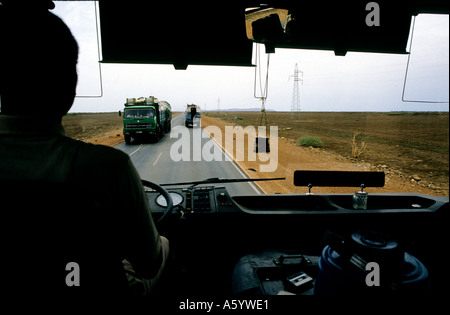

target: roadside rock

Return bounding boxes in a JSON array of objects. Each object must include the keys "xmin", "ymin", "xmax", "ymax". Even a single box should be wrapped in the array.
[{"xmin": 411, "ymin": 174, "xmax": 421, "ymax": 182}]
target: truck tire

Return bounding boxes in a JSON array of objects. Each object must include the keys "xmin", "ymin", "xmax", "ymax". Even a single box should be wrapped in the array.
[
  {"xmin": 124, "ymin": 134, "xmax": 131, "ymax": 144},
  {"xmin": 153, "ymin": 126, "xmax": 161, "ymax": 142}
]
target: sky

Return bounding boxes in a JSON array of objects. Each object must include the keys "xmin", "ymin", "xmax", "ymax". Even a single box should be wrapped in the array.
[{"xmin": 53, "ymin": 2, "xmax": 449, "ymax": 113}]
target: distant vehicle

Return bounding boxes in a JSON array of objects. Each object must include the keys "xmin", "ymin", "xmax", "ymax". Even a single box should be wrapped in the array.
[
  {"xmin": 185, "ymin": 104, "xmax": 201, "ymax": 127},
  {"xmin": 121, "ymin": 96, "xmax": 172, "ymax": 144}
]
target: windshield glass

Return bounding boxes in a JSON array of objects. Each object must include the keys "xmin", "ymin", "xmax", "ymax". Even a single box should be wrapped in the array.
[
  {"xmin": 124, "ymin": 109, "xmax": 155, "ymax": 119},
  {"xmin": 52, "ymin": 2, "xmax": 448, "ymax": 198}
]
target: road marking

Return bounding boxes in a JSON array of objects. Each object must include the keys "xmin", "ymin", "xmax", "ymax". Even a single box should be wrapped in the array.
[
  {"xmin": 129, "ymin": 144, "xmax": 142, "ymax": 157},
  {"xmin": 153, "ymin": 152, "xmax": 162, "ymax": 166},
  {"xmin": 221, "ymin": 144, "xmax": 262, "ymax": 195},
  {"xmin": 204, "ymin": 128, "xmax": 262, "ymax": 195}
]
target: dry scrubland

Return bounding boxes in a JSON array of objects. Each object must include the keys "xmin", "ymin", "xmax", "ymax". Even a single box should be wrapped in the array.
[
  {"xmin": 62, "ymin": 111, "xmax": 449, "ymax": 196},
  {"xmin": 203, "ymin": 111, "xmax": 449, "ymax": 196},
  {"xmin": 63, "ymin": 112, "xmax": 124, "ymax": 147}
]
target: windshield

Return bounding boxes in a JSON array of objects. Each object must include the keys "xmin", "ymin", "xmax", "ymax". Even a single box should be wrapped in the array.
[
  {"xmin": 53, "ymin": 2, "xmax": 448, "ymax": 198},
  {"xmin": 124, "ymin": 109, "xmax": 155, "ymax": 119}
]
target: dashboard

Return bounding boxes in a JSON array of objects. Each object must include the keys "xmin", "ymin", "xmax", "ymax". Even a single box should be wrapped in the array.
[
  {"xmin": 146, "ymin": 186, "xmax": 448, "ymax": 217},
  {"xmin": 145, "ymin": 185, "xmax": 449, "ymax": 296},
  {"xmin": 147, "ymin": 186, "xmax": 236, "ymax": 216}
]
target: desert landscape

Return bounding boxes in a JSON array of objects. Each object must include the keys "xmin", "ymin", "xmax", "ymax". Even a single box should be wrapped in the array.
[
  {"xmin": 62, "ymin": 112, "xmax": 123, "ymax": 146},
  {"xmin": 62, "ymin": 111, "xmax": 449, "ymax": 197}
]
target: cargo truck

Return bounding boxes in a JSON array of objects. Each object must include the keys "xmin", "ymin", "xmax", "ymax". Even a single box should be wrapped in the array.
[
  {"xmin": 121, "ymin": 96, "xmax": 172, "ymax": 144},
  {"xmin": 185, "ymin": 104, "xmax": 201, "ymax": 127}
]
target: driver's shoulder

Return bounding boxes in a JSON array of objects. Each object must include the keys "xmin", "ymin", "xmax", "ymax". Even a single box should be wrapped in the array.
[{"xmin": 63, "ymin": 136, "xmax": 131, "ymax": 170}]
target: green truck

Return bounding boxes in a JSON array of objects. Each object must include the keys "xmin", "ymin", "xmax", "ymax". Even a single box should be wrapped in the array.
[{"xmin": 121, "ymin": 96, "xmax": 172, "ymax": 144}]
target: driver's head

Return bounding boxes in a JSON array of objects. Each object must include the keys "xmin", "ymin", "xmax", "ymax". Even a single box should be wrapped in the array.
[{"xmin": 0, "ymin": 2, "xmax": 79, "ymax": 122}]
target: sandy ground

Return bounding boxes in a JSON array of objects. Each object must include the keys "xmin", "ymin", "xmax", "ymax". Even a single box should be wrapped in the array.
[
  {"xmin": 82, "ymin": 128, "xmax": 124, "ymax": 147},
  {"xmin": 200, "ymin": 115, "xmax": 445, "ymax": 196}
]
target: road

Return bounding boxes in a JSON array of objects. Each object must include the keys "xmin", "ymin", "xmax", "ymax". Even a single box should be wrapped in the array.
[{"xmin": 115, "ymin": 114, "xmax": 262, "ymax": 196}]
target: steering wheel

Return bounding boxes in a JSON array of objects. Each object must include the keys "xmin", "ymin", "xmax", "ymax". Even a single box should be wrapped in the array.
[{"xmin": 141, "ymin": 179, "xmax": 173, "ymax": 224}]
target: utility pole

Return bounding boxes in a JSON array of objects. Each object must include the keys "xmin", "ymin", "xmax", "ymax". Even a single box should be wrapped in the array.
[
  {"xmin": 290, "ymin": 63, "xmax": 303, "ymax": 119},
  {"xmin": 217, "ymin": 97, "xmax": 220, "ymax": 112}
]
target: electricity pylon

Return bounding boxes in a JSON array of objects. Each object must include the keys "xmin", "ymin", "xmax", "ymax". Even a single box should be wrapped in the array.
[{"xmin": 290, "ymin": 63, "xmax": 303, "ymax": 119}]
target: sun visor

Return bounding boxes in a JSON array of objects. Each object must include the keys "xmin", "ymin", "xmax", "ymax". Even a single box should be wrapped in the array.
[
  {"xmin": 97, "ymin": 1, "xmax": 448, "ymax": 67},
  {"xmin": 98, "ymin": 2, "xmax": 253, "ymax": 69}
]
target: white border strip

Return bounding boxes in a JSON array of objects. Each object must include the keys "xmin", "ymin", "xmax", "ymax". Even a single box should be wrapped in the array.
[
  {"xmin": 153, "ymin": 152, "xmax": 162, "ymax": 166},
  {"xmin": 129, "ymin": 144, "xmax": 142, "ymax": 157}
]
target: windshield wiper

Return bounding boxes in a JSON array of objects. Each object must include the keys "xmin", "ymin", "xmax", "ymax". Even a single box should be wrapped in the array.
[{"xmin": 160, "ymin": 177, "xmax": 285, "ymax": 188}]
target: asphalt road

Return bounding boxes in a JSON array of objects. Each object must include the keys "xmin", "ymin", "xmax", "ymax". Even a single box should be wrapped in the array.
[{"xmin": 115, "ymin": 114, "xmax": 262, "ymax": 196}]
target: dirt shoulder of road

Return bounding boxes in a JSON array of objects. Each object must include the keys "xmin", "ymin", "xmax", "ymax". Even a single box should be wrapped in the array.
[
  {"xmin": 82, "ymin": 128, "xmax": 124, "ymax": 147},
  {"xmin": 201, "ymin": 115, "xmax": 446, "ymax": 196}
]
